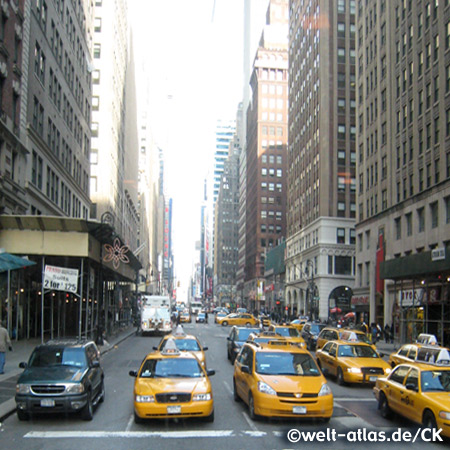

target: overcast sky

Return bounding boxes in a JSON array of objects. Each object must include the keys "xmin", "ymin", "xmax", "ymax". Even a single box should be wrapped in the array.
[{"xmin": 128, "ymin": 0, "xmax": 244, "ymax": 292}]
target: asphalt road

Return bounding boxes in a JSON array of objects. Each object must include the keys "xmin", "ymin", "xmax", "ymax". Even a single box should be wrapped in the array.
[{"xmin": 0, "ymin": 321, "xmax": 446, "ymax": 449}]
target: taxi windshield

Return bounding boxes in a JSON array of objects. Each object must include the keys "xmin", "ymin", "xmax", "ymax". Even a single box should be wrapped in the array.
[
  {"xmin": 421, "ymin": 370, "xmax": 450, "ymax": 392},
  {"xmin": 338, "ymin": 345, "xmax": 378, "ymax": 358},
  {"xmin": 139, "ymin": 358, "xmax": 203, "ymax": 378},
  {"xmin": 160, "ymin": 338, "xmax": 200, "ymax": 351},
  {"xmin": 255, "ymin": 352, "xmax": 320, "ymax": 376},
  {"xmin": 275, "ymin": 328, "xmax": 300, "ymax": 337}
]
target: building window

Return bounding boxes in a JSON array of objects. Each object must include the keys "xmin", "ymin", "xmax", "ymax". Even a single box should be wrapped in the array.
[
  {"xmin": 350, "ymin": 229, "xmax": 356, "ymax": 245},
  {"xmin": 417, "ymin": 207, "xmax": 425, "ymax": 232},
  {"xmin": 337, "ymin": 228, "xmax": 345, "ymax": 244},
  {"xmin": 445, "ymin": 196, "xmax": 450, "ymax": 224},
  {"xmin": 395, "ymin": 217, "xmax": 401, "ymax": 240},
  {"xmin": 430, "ymin": 202, "xmax": 438, "ymax": 228},
  {"xmin": 406, "ymin": 213, "xmax": 412, "ymax": 236},
  {"xmin": 335, "ymin": 256, "xmax": 352, "ymax": 275}
]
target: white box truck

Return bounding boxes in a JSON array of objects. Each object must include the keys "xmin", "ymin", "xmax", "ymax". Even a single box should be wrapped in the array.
[{"xmin": 138, "ymin": 295, "xmax": 172, "ymax": 336}]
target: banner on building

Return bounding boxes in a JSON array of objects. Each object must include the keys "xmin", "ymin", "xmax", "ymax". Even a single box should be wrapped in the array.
[{"xmin": 44, "ymin": 265, "xmax": 79, "ymax": 293}]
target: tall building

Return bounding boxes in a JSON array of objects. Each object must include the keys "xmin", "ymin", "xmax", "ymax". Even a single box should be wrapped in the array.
[
  {"xmin": 21, "ymin": 0, "xmax": 92, "ymax": 218},
  {"xmin": 244, "ymin": 0, "xmax": 289, "ymax": 312},
  {"xmin": 286, "ymin": 0, "xmax": 357, "ymax": 320},
  {"xmin": 355, "ymin": 1, "xmax": 450, "ymax": 345},
  {"xmin": 214, "ymin": 119, "xmax": 241, "ymax": 307},
  {"xmin": 89, "ymin": 0, "xmax": 139, "ymax": 250},
  {"xmin": 0, "ymin": 0, "xmax": 27, "ymax": 215},
  {"xmin": 212, "ymin": 119, "xmax": 236, "ymax": 204}
]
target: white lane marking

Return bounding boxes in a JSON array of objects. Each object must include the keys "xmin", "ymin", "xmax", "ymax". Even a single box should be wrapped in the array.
[
  {"xmin": 125, "ymin": 414, "xmax": 134, "ymax": 432},
  {"xmin": 242, "ymin": 431, "xmax": 266, "ymax": 437},
  {"xmin": 242, "ymin": 411, "xmax": 259, "ymax": 432},
  {"xmin": 223, "ymin": 380, "xmax": 233, "ymax": 395},
  {"xmin": 25, "ymin": 430, "xmax": 235, "ymax": 439}
]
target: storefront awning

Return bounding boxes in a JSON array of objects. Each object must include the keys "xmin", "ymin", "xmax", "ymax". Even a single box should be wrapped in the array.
[{"xmin": 0, "ymin": 252, "xmax": 36, "ymax": 273}]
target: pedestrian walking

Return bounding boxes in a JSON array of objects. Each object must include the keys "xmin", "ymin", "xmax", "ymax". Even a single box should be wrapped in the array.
[
  {"xmin": 390, "ymin": 323, "xmax": 395, "ymax": 343},
  {"xmin": 0, "ymin": 321, "xmax": 12, "ymax": 374},
  {"xmin": 384, "ymin": 324, "xmax": 390, "ymax": 343}
]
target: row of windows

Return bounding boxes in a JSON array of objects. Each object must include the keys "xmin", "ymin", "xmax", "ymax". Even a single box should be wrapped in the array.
[
  {"xmin": 261, "ymin": 182, "xmax": 282, "ymax": 192},
  {"xmin": 261, "ymin": 210, "xmax": 283, "ymax": 221},
  {"xmin": 261, "ymin": 167, "xmax": 282, "ymax": 177},
  {"xmin": 394, "ymin": 197, "xmax": 450, "ymax": 240}
]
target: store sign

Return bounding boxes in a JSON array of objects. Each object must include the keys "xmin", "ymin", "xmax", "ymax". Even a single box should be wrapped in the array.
[
  {"xmin": 431, "ymin": 247, "xmax": 446, "ymax": 261},
  {"xmin": 398, "ymin": 288, "xmax": 425, "ymax": 307},
  {"xmin": 351, "ymin": 296, "xmax": 369, "ymax": 306},
  {"xmin": 44, "ymin": 265, "xmax": 79, "ymax": 293}
]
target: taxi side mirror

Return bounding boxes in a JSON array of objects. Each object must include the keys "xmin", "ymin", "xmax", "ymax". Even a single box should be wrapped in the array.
[
  {"xmin": 405, "ymin": 383, "xmax": 418, "ymax": 392},
  {"xmin": 378, "ymin": 352, "xmax": 385, "ymax": 357},
  {"xmin": 129, "ymin": 370, "xmax": 138, "ymax": 377},
  {"xmin": 227, "ymin": 337, "xmax": 231, "ymax": 340},
  {"xmin": 203, "ymin": 346, "xmax": 208, "ymax": 351},
  {"xmin": 19, "ymin": 362, "xmax": 27, "ymax": 369},
  {"xmin": 206, "ymin": 369, "xmax": 215, "ymax": 376},
  {"xmin": 153, "ymin": 346, "xmax": 158, "ymax": 350},
  {"xmin": 241, "ymin": 365, "xmax": 251, "ymax": 374}
]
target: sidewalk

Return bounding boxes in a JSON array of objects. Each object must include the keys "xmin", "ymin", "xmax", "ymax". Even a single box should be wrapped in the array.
[{"xmin": 0, "ymin": 325, "xmax": 136, "ymax": 422}]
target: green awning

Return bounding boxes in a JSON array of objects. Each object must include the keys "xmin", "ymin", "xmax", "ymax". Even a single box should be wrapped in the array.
[{"xmin": 0, "ymin": 252, "xmax": 36, "ymax": 273}]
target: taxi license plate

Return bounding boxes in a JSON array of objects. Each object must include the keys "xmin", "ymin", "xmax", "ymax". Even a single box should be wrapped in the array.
[
  {"xmin": 293, "ymin": 406, "xmax": 306, "ymax": 414},
  {"xmin": 167, "ymin": 405, "xmax": 181, "ymax": 414},
  {"xmin": 369, "ymin": 376, "xmax": 377, "ymax": 382},
  {"xmin": 40, "ymin": 399, "xmax": 55, "ymax": 407}
]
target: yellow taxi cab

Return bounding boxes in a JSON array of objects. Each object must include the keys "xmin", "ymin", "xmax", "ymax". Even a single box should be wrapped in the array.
[
  {"xmin": 129, "ymin": 338, "xmax": 215, "ymax": 423},
  {"xmin": 154, "ymin": 326, "xmax": 208, "ymax": 368},
  {"xmin": 290, "ymin": 318, "xmax": 308, "ymax": 332},
  {"xmin": 217, "ymin": 313, "xmax": 259, "ymax": 327},
  {"xmin": 315, "ymin": 327, "xmax": 341, "ymax": 350},
  {"xmin": 233, "ymin": 340, "xmax": 333, "ymax": 421},
  {"xmin": 315, "ymin": 334, "xmax": 391, "ymax": 386},
  {"xmin": 388, "ymin": 334, "xmax": 448, "ymax": 368},
  {"xmin": 373, "ymin": 350, "xmax": 450, "ymax": 438},
  {"xmin": 267, "ymin": 325, "xmax": 306, "ymax": 348},
  {"xmin": 179, "ymin": 310, "xmax": 191, "ymax": 323}
]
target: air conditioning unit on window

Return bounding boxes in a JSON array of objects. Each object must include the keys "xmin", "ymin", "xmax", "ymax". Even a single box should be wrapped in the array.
[
  {"xmin": 15, "ymin": 23, "xmax": 22, "ymax": 39},
  {"xmin": 0, "ymin": 62, "xmax": 7, "ymax": 78},
  {"xmin": 12, "ymin": 80, "xmax": 20, "ymax": 94},
  {"xmin": 1, "ymin": 0, "xmax": 9, "ymax": 17}
]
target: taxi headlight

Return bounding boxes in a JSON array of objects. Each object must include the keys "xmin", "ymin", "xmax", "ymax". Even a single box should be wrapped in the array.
[
  {"xmin": 66, "ymin": 383, "xmax": 85, "ymax": 394},
  {"xmin": 16, "ymin": 384, "xmax": 31, "ymax": 394},
  {"xmin": 439, "ymin": 411, "xmax": 450, "ymax": 420},
  {"xmin": 193, "ymin": 393, "xmax": 211, "ymax": 401},
  {"xmin": 318, "ymin": 383, "xmax": 332, "ymax": 397},
  {"xmin": 347, "ymin": 367, "xmax": 362, "ymax": 374},
  {"xmin": 135, "ymin": 395, "xmax": 155, "ymax": 403},
  {"xmin": 385, "ymin": 368, "xmax": 392, "ymax": 374},
  {"xmin": 258, "ymin": 381, "xmax": 276, "ymax": 396}
]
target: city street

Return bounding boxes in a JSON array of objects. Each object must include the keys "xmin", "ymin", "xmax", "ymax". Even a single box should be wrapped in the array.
[{"xmin": 0, "ymin": 322, "xmax": 445, "ymax": 450}]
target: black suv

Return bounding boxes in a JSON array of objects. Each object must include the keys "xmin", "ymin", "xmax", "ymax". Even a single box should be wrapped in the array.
[
  {"xmin": 227, "ymin": 326, "xmax": 260, "ymax": 363},
  {"xmin": 15, "ymin": 340, "xmax": 105, "ymax": 421}
]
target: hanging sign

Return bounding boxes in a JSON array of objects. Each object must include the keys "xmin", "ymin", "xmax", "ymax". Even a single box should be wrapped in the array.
[{"xmin": 44, "ymin": 265, "xmax": 79, "ymax": 293}]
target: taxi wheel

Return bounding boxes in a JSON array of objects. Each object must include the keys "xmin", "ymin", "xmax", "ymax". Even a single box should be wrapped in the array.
[
  {"xmin": 337, "ymin": 367, "xmax": 346, "ymax": 386},
  {"xmin": 423, "ymin": 410, "xmax": 437, "ymax": 430},
  {"xmin": 378, "ymin": 392, "xmax": 392, "ymax": 419},
  {"xmin": 222, "ymin": 321, "xmax": 228, "ymax": 326},
  {"xmin": 248, "ymin": 393, "xmax": 260, "ymax": 421},
  {"xmin": 233, "ymin": 379, "xmax": 241, "ymax": 402}
]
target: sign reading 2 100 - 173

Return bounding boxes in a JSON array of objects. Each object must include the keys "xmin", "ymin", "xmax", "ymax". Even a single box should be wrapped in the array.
[{"xmin": 44, "ymin": 265, "xmax": 79, "ymax": 293}]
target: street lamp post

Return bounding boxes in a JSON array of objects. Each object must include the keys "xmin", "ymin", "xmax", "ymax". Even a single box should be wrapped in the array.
[{"xmin": 304, "ymin": 260, "xmax": 319, "ymax": 321}]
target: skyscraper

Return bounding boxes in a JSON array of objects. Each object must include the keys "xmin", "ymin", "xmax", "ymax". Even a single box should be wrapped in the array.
[{"xmin": 286, "ymin": 0, "xmax": 357, "ymax": 319}]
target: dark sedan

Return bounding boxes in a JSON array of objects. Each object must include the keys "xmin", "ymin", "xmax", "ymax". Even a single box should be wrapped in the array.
[
  {"xmin": 226, "ymin": 326, "xmax": 260, "ymax": 363},
  {"xmin": 301, "ymin": 322, "xmax": 327, "ymax": 350}
]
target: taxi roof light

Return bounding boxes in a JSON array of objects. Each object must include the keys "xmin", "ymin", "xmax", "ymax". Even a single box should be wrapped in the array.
[
  {"xmin": 161, "ymin": 338, "xmax": 181, "ymax": 355},
  {"xmin": 416, "ymin": 333, "xmax": 438, "ymax": 345},
  {"xmin": 342, "ymin": 332, "xmax": 359, "ymax": 343},
  {"xmin": 174, "ymin": 325, "xmax": 186, "ymax": 337}
]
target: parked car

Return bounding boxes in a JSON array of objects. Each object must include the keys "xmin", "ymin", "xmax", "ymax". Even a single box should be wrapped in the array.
[
  {"xmin": 301, "ymin": 322, "xmax": 327, "ymax": 350},
  {"xmin": 15, "ymin": 340, "xmax": 105, "ymax": 421}
]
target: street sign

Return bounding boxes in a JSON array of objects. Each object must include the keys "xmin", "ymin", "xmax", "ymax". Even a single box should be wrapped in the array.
[{"xmin": 44, "ymin": 265, "xmax": 79, "ymax": 293}]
